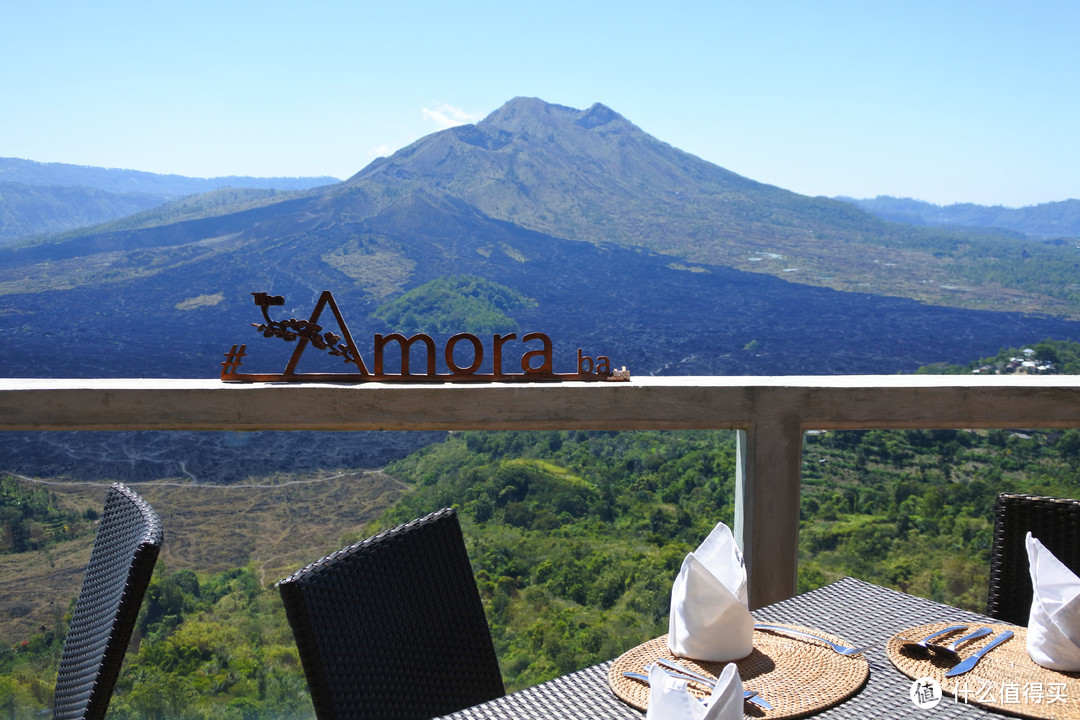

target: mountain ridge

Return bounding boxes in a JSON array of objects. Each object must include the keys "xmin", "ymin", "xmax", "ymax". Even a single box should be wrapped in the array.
[
  {"xmin": 0, "ymin": 181, "xmax": 167, "ymax": 244},
  {"xmin": 0, "ymin": 156, "xmax": 340, "ymax": 196},
  {"xmin": 842, "ymin": 195, "xmax": 1080, "ymax": 239},
  {"xmin": 0, "ymin": 157, "xmax": 341, "ymax": 245}
]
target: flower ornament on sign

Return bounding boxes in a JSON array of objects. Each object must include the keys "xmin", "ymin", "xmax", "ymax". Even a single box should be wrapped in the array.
[{"xmin": 220, "ymin": 291, "xmax": 629, "ymax": 383}]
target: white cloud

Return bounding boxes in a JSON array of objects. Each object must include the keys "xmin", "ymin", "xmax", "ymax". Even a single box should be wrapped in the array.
[
  {"xmin": 422, "ymin": 103, "xmax": 482, "ymax": 130},
  {"xmin": 368, "ymin": 144, "xmax": 395, "ymax": 158}
]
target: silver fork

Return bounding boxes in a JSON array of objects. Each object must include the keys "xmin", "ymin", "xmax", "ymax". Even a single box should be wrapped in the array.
[
  {"xmin": 896, "ymin": 624, "xmax": 968, "ymax": 658},
  {"xmin": 927, "ymin": 627, "xmax": 993, "ymax": 663},
  {"xmin": 755, "ymin": 623, "xmax": 870, "ymax": 656}
]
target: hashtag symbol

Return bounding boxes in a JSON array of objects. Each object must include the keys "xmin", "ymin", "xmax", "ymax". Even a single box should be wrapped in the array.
[{"xmin": 221, "ymin": 344, "xmax": 247, "ymax": 375}]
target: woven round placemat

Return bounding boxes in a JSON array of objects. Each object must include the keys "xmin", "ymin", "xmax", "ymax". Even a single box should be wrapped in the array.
[
  {"xmin": 608, "ymin": 625, "xmax": 869, "ymax": 718},
  {"xmin": 887, "ymin": 622, "xmax": 1080, "ymax": 720}
]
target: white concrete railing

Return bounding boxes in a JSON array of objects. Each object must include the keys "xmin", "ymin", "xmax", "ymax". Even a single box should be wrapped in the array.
[{"xmin": 4, "ymin": 375, "xmax": 1080, "ymax": 608}]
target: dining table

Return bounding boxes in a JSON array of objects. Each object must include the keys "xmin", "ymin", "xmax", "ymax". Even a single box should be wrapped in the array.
[{"xmin": 436, "ymin": 576, "xmax": 1055, "ymax": 719}]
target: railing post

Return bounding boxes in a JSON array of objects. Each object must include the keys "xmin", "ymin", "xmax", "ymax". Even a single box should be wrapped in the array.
[{"xmin": 735, "ymin": 412, "xmax": 804, "ymax": 609}]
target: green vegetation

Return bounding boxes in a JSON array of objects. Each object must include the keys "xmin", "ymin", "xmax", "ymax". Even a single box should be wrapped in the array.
[
  {"xmin": 949, "ymin": 241, "xmax": 1080, "ymax": 310},
  {"xmin": 375, "ymin": 430, "xmax": 736, "ymax": 690},
  {"xmin": 109, "ymin": 566, "xmax": 308, "ymax": 720},
  {"xmin": 0, "ymin": 477, "xmax": 96, "ymax": 553},
  {"xmin": 5, "ymin": 425, "xmax": 1080, "ymax": 718},
  {"xmin": 0, "ymin": 564, "xmax": 307, "ymax": 720},
  {"xmin": 799, "ymin": 427, "xmax": 1080, "ymax": 609},
  {"xmin": 1, "ymin": 431, "xmax": 737, "ymax": 718},
  {"xmin": 372, "ymin": 275, "xmax": 536, "ymax": 335}
]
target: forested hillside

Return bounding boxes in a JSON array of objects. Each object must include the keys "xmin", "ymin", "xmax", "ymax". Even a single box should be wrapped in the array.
[
  {"xmin": 0, "ymin": 157, "xmax": 338, "ymax": 197},
  {"xmin": 0, "ymin": 183, "xmax": 165, "ymax": 245},
  {"xmin": 5, "ymin": 405, "xmax": 1080, "ymax": 718},
  {"xmin": 0, "ymin": 477, "xmax": 97, "ymax": 553}
]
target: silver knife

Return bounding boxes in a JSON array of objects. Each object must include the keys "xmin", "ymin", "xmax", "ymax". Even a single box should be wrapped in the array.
[
  {"xmin": 944, "ymin": 630, "xmax": 1014, "ymax": 677},
  {"xmin": 622, "ymin": 671, "xmax": 773, "ymax": 710}
]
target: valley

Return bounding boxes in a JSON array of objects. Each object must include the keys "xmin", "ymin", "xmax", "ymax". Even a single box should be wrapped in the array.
[
  {"xmin": 6, "ymin": 415, "xmax": 1080, "ymax": 716},
  {"xmin": 0, "ymin": 469, "xmax": 408, "ymax": 643}
]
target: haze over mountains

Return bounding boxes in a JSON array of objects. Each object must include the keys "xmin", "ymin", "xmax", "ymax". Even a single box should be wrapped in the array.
[{"xmin": 0, "ymin": 157, "xmax": 338, "ymax": 244}]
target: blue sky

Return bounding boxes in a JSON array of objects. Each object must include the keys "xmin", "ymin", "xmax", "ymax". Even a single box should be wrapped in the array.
[{"xmin": 3, "ymin": 1, "xmax": 1077, "ymax": 207}]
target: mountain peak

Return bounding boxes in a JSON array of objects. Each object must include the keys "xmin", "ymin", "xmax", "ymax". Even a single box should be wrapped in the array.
[
  {"xmin": 345, "ymin": 95, "xmax": 760, "ymax": 239},
  {"xmin": 480, "ymin": 98, "xmax": 632, "ymax": 135},
  {"xmin": 575, "ymin": 102, "xmax": 622, "ymax": 129},
  {"xmin": 349, "ymin": 98, "xmax": 644, "ymax": 186}
]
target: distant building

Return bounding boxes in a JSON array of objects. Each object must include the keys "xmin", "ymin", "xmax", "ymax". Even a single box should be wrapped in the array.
[{"xmin": 974, "ymin": 351, "xmax": 1057, "ymax": 375}]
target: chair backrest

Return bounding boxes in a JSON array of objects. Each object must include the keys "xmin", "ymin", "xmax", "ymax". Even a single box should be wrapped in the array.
[
  {"xmin": 278, "ymin": 507, "xmax": 504, "ymax": 720},
  {"xmin": 987, "ymin": 493, "xmax": 1080, "ymax": 625},
  {"xmin": 54, "ymin": 483, "xmax": 163, "ymax": 720}
]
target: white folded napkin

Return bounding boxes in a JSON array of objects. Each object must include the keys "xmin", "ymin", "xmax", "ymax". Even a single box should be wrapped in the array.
[
  {"xmin": 1026, "ymin": 532, "xmax": 1080, "ymax": 670},
  {"xmin": 644, "ymin": 662, "xmax": 744, "ymax": 720},
  {"xmin": 667, "ymin": 521, "xmax": 755, "ymax": 662}
]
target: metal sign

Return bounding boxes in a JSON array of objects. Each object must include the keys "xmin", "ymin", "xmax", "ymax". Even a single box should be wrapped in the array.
[{"xmin": 221, "ymin": 291, "xmax": 629, "ymax": 383}]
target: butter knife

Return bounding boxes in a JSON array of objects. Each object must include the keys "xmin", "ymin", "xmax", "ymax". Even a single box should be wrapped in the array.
[
  {"xmin": 656, "ymin": 659, "xmax": 774, "ymax": 709},
  {"xmin": 944, "ymin": 630, "xmax": 1014, "ymax": 677},
  {"xmin": 622, "ymin": 671, "xmax": 773, "ymax": 710}
]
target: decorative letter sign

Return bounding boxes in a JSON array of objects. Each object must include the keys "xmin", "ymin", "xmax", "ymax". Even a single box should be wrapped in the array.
[{"xmin": 220, "ymin": 291, "xmax": 629, "ymax": 383}]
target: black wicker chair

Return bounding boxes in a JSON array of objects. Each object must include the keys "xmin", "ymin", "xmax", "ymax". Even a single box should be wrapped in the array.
[
  {"xmin": 987, "ymin": 493, "xmax": 1080, "ymax": 625},
  {"xmin": 54, "ymin": 483, "xmax": 163, "ymax": 720},
  {"xmin": 278, "ymin": 507, "xmax": 504, "ymax": 720}
]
